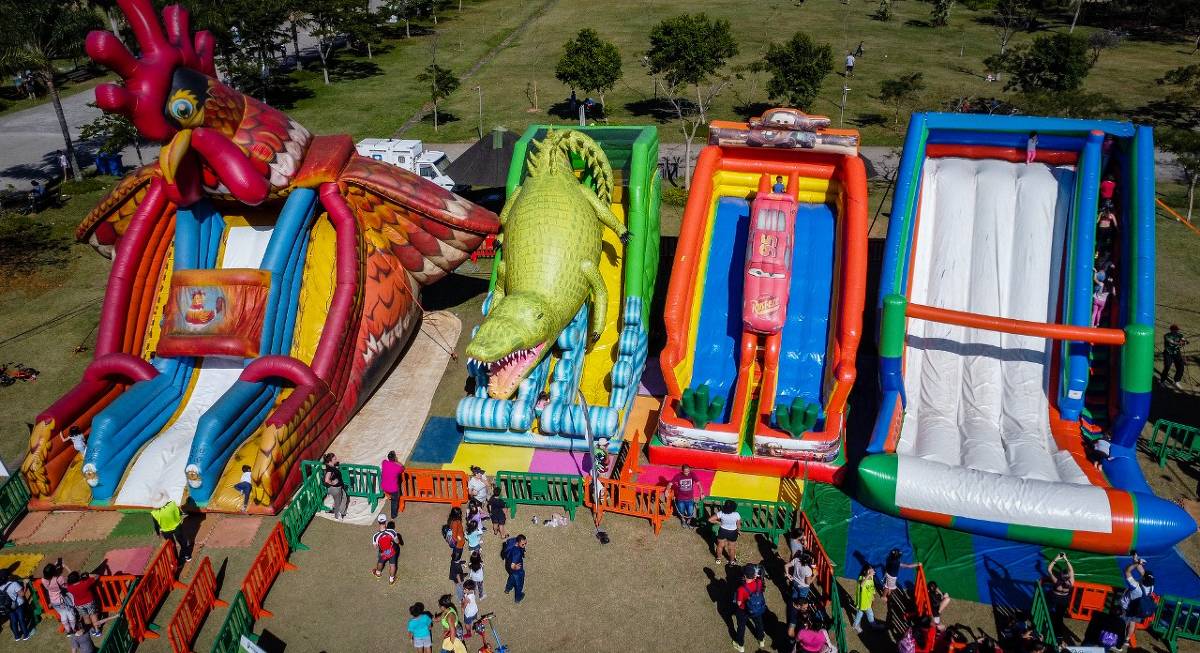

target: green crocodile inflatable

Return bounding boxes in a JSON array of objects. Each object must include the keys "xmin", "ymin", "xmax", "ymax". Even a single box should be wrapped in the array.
[{"xmin": 465, "ymin": 129, "xmax": 629, "ymax": 399}]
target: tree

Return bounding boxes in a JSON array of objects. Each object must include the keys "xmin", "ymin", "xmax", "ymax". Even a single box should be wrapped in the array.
[
  {"xmin": 931, "ymin": 0, "xmax": 955, "ymax": 27},
  {"xmin": 646, "ymin": 13, "xmax": 738, "ymax": 188},
  {"xmin": 880, "ymin": 72, "xmax": 926, "ymax": 124},
  {"xmin": 382, "ymin": 0, "xmax": 431, "ymax": 38},
  {"xmin": 554, "ymin": 28, "xmax": 622, "ymax": 110},
  {"xmin": 345, "ymin": 4, "xmax": 386, "ymax": 60},
  {"xmin": 1160, "ymin": 128, "xmax": 1200, "ymax": 220},
  {"xmin": 763, "ymin": 32, "xmax": 833, "ymax": 110},
  {"xmin": 189, "ymin": 0, "xmax": 290, "ymax": 98},
  {"xmin": 986, "ymin": 32, "xmax": 1092, "ymax": 93},
  {"xmin": 79, "ymin": 106, "xmax": 143, "ymax": 165},
  {"xmin": 416, "ymin": 63, "xmax": 460, "ymax": 131},
  {"xmin": 1012, "ymin": 90, "xmax": 1118, "ymax": 119},
  {"xmin": 90, "ymin": 0, "xmax": 123, "ymax": 43},
  {"xmin": 991, "ymin": 0, "xmax": 1029, "ymax": 55},
  {"xmin": 0, "ymin": 0, "xmax": 100, "ymax": 182},
  {"xmin": 304, "ymin": 0, "xmax": 364, "ymax": 85},
  {"xmin": 1087, "ymin": 29, "xmax": 1121, "ymax": 65}
]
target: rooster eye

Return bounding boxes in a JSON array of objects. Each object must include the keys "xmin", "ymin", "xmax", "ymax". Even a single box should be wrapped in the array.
[{"xmin": 170, "ymin": 98, "xmax": 195, "ymax": 121}]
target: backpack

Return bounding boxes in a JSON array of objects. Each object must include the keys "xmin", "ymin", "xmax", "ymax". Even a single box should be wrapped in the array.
[
  {"xmin": 0, "ymin": 582, "xmax": 15, "ymax": 616},
  {"xmin": 744, "ymin": 582, "xmax": 767, "ymax": 617},
  {"xmin": 442, "ymin": 524, "xmax": 456, "ymax": 549}
]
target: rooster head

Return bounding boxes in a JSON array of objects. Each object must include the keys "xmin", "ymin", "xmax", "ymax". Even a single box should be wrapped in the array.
[{"xmin": 87, "ymin": 0, "xmax": 311, "ymax": 207}]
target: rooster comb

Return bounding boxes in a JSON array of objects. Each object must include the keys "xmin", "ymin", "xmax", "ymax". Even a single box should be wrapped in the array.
[{"xmin": 86, "ymin": 0, "xmax": 216, "ymax": 142}]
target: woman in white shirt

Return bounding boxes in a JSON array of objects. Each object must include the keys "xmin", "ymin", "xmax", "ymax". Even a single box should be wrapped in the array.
[{"xmin": 708, "ymin": 499, "xmax": 742, "ymax": 565}]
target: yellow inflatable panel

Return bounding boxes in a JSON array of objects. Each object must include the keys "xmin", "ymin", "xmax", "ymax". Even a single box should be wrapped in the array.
[
  {"xmin": 578, "ymin": 199, "xmax": 627, "ymax": 408},
  {"xmin": 142, "ymin": 244, "xmax": 175, "ymax": 359},
  {"xmin": 290, "ymin": 214, "xmax": 337, "ymax": 365}
]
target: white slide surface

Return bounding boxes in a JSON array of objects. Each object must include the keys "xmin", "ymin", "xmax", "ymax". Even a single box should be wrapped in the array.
[
  {"xmin": 894, "ymin": 157, "xmax": 1110, "ymax": 532},
  {"xmin": 114, "ymin": 224, "xmax": 275, "ymax": 507}
]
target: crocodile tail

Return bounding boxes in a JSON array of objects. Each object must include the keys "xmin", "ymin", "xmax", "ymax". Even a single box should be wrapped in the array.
[{"xmin": 528, "ymin": 129, "xmax": 614, "ymax": 205}]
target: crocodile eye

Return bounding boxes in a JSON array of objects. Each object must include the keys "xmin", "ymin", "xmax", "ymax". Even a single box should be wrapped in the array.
[{"xmin": 536, "ymin": 312, "xmax": 544, "ymax": 320}]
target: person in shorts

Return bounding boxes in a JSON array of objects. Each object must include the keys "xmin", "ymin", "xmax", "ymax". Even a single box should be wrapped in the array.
[
  {"xmin": 882, "ymin": 548, "xmax": 918, "ymax": 619},
  {"xmin": 1120, "ymin": 555, "xmax": 1156, "ymax": 643},
  {"xmin": 371, "ymin": 515, "xmax": 400, "ymax": 584},
  {"xmin": 66, "ymin": 571, "xmax": 103, "ymax": 637},
  {"xmin": 669, "ymin": 464, "xmax": 702, "ymax": 527},
  {"xmin": 708, "ymin": 499, "xmax": 741, "ymax": 565},
  {"xmin": 407, "ymin": 602, "xmax": 433, "ymax": 653},
  {"xmin": 487, "ymin": 495, "xmax": 508, "ymax": 539}
]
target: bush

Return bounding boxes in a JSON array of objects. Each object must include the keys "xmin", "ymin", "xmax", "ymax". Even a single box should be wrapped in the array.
[{"xmin": 661, "ymin": 186, "xmax": 689, "ymax": 206}]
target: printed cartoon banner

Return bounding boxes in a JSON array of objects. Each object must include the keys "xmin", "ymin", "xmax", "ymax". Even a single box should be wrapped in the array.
[{"xmin": 156, "ymin": 268, "xmax": 272, "ymax": 358}]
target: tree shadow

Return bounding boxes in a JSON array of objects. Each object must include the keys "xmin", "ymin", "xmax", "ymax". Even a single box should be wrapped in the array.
[
  {"xmin": 1129, "ymin": 98, "xmax": 1200, "ymax": 131},
  {"xmin": 0, "ymin": 216, "xmax": 74, "ymax": 271},
  {"xmin": 733, "ymin": 101, "xmax": 774, "ymax": 121},
  {"xmin": 545, "ymin": 99, "xmax": 607, "ymax": 121},
  {"xmin": 850, "ymin": 113, "xmax": 888, "ymax": 128},
  {"xmin": 421, "ymin": 111, "xmax": 462, "ymax": 128},
  {"xmin": 328, "ymin": 58, "xmax": 384, "ymax": 83},
  {"xmin": 903, "ymin": 19, "xmax": 934, "ymax": 28},
  {"xmin": 261, "ymin": 76, "xmax": 316, "ymax": 111},
  {"xmin": 623, "ymin": 97, "xmax": 680, "ymax": 123},
  {"xmin": 0, "ymin": 151, "xmax": 63, "ymax": 185}
]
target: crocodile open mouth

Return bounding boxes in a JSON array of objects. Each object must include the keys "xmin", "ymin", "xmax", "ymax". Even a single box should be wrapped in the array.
[{"xmin": 470, "ymin": 342, "xmax": 547, "ymax": 399}]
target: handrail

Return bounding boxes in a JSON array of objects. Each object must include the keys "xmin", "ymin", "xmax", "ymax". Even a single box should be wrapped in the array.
[{"xmin": 905, "ymin": 301, "xmax": 1126, "ymax": 344}]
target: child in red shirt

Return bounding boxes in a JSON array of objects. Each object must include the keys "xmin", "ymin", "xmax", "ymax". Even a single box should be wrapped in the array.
[{"xmin": 66, "ymin": 571, "xmax": 103, "ymax": 637}]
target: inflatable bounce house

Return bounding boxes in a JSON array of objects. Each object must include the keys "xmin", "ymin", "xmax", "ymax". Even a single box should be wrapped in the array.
[
  {"xmin": 19, "ymin": 0, "xmax": 498, "ymax": 513},
  {"xmin": 456, "ymin": 126, "xmax": 660, "ymax": 454},
  {"xmin": 860, "ymin": 113, "xmax": 1196, "ymax": 553},
  {"xmin": 649, "ymin": 109, "xmax": 868, "ymax": 482}
]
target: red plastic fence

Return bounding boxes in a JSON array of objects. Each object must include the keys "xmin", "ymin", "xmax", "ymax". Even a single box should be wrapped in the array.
[
  {"xmin": 168, "ymin": 557, "xmax": 228, "ymax": 653},
  {"xmin": 241, "ymin": 521, "xmax": 296, "ymax": 619},
  {"xmin": 125, "ymin": 540, "xmax": 185, "ymax": 642},
  {"xmin": 36, "ymin": 574, "xmax": 138, "ymax": 632},
  {"xmin": 911, "ymin": 565, "xmax": 938, "ymax": 653},
  {"xmin": 396, "ymin": 469, "xmax": 468, "ymax": 512}
]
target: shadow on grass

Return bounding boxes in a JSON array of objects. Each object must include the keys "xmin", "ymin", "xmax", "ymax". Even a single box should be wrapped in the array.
[
  {"xmin": 624, "ymin": 97, "xmax": 678, "ymax": 124},
  {"xmin": 850, "ymin": 113, "xmax": 889, "ymax": 128},
  {"xmin": 0, "ymin": 217, "xmax": 74, "ymax": 273},
  {"xmin": 422, "ymin": 111, "xmax": 462, "ymax": 129},
  {"xmin": 1130, "ymin": 98, "xmax": 1200, "ymax": 131},
  {"xmin": 904, "ymin": 18, "xmax": 934, "ymax": 28},
  {"xmin": 546, "ymin": 99, "xmax": 607, "ymax": 121},
  {"xmin": 328, "ymin": 58, "xmax": 384, "ymax": 83},
  {"xmin": 733, "ymin": 102, "xmax": 774, "ymax": 121},
  {"xmin": 258, "ymin": 76, "xmax": 316, "ymax": 111}
]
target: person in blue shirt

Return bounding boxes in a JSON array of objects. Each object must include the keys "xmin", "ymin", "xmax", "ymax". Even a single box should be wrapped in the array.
[
  {"xmin": 772, "ymin": 176, "xmax": 786, "ymax": 193},
  {"xmin": 503, "ymin": 534, "xmax": 528, "ymax": 603},
  {"xmin": 407, "ymin": 602, "xmax": 433, "ymax": 653}
]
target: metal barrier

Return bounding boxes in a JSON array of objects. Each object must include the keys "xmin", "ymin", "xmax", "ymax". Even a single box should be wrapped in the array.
[
  {"xmin": 495, "ymin": 471, "xmax": 585, "ymax": 519},
  {"xmin": 0, "ymin": 473, "xmax": 30, "ymax": 546},
  {"xmin": 300, "ymin": 460, "xmax": 384, "ymax": 513},
  {"xmin": 168, "ymin": 557, "xmax": 228, "ymax": 653},
  {"xmin": 241, "ymin": 521, "xmax": 296, "ymax": 619},
  {"xmin": 698, "ymin": 496, "xmax": 794, "ymax": 544},
  {"xmin": 583, "ymin": 475, "xmax": 672, "ymax": 534},
  {"xmin": 210, "ymin": 590, "xmax": 258, "ymax": 653},
  {"xmin": 124, "ymin": 540, "xmax": 184, "ymax": 642}
]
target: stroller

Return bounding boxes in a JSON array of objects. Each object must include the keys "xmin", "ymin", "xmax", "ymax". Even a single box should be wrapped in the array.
[{"xmin": 473, "ymin": 612, "xmax": 509, "ymax": 653}]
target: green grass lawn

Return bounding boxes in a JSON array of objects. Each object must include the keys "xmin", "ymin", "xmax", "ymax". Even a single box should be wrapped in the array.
[{"xmin": 266, "ymin": 0, "xmax": 1199, "ymax": 146}]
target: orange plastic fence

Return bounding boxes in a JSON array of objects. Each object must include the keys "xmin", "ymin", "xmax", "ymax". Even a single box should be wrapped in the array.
[
  {"xmin": 583, "ymin": 475, "xmax": 673, "ymax": 534},
  {"xmin": 168, "ymin": 557, "xmax": 228, "ymax": 653},
  {"xmin": 241, "ymin": 521, "xmax": 296, "ymax": 619},
  {"xmin": 125, "ymin": 540, "xmax": 185, "ymax": 642},
  {"xmin": 797, "ymin": 510, "xmax": 835, "ymax": 605},
  {"xmin": 1065, "ymin": 581, "xmax": 1154, "ymax": 641},
  {"xmin": 615, "ymin": 430, "xmax": 644, "ymax": 482},
  {"xmin": 912, "ymin": 564, "xmax": 932, "ymax": 619},
  {"xmin": 396, "ymin": 469, "xmax": 468, "ymax": 512},
  {"xmin": 35, "ymin": 574, "xmax": 137, "ymax": 633}
]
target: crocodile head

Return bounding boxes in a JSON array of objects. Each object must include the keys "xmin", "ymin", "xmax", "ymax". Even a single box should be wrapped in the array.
[{"xmin": 466, "ymin": 293, "xmax": 556, "ymax": 399}]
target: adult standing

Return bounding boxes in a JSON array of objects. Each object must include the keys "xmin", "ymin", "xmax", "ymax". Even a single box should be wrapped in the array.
[
  {"xmin": 1046, "ymin": 553, "xmax": 1075, "ymax": 641},
  {"xmin": 468, "ymin": 467, "xmax": 491, "ymax": 506},
  {"xmin": 322, "ymin": 453, "xmax": 348, "ymax": 520},
  {"xmin": 708, "ymin": 499, "xmax": 741, "ymax": 565},
  {"xmin": 732, "ymin": 565, "xmax": 768, "ymax": 653},
  {"xmin": 65, "ymin": 571, "xmax": 103, "ymax": 637},
  {"xmin": 151, "ymin": 499, "xmax": 191, "ymax": 561},
  {"xmin": 794, "ymin": 614, "xmax": 831, "ymax": 653},
  {"xmin": 41, "ymin": 560, "xmax": 77, "ymax": 633},
  {"xmin": 57, "ymin": 151, "xmax": 70, "ymax": 181},
  {"xmin": 503, "ymin": 534, "xmax": 528, "ymax": 603},
  {"xmin": 1, "ymin": 570, "xmax": 32, "ymax": 641},
  {"xmin": 669, "ymin": 464, "xmax": 702, "ymax": 527},
  {"xmin": 853, "ymin": 565, "xmax": 879, "ymax": 633},
  {"xmin": 844, "ymin": 53, "xmax": 855, "ymax": 77},
  {"xmin": 446, "ymin": 507, "xmax": 467, "ymax": 561},
  {"xmin": 1120, "ymin": 555, "xmax": 1157, "ymax": 644},
  {"xmin": 882, "ymin": 548, "xmax": 917, "ymax": 619},
  {"xmin": 785, "ymin": 551, "xmax": 815, "ymax": 603},
  {"xmin": 380, "ymin": 451, "xmax": 405, "ymax": 520},
  {"xmin": 436, "ymin": 594, "xmax": 465, "ymax": 652},
  {"xmin": 1161, "ymin": 325, "xmax": 1188, "ymax": 388}
]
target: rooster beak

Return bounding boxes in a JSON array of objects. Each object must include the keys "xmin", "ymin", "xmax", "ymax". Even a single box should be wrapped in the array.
[{"xmin": 158, "ymin": 129, "xmax": 193, "ymax": 185}]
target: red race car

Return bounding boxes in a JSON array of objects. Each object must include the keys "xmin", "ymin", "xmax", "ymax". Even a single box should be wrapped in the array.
[{"xmin": 743, "ymin": 193, "xmax": 797, "ymax": 334}]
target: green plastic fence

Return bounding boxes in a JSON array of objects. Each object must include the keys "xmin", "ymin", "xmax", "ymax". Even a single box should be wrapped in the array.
[
  {"xmin": 1152, "ymin": 594, "xmax": 1200, "ymax": 653},
  {"xmin": 0, "ymin": 473, "xmax": 30, "ymax": 545},
  {"xmin": 697, "ymin": 496, "xmax": 795, "ymax": 543},
  {"xmin": 300, "ymin": 460, "xmax": 383, "ymax": 513},
  {"xmin": 1148, "ymin": 419, "xmax": 1200, "ymax": 468},
  {"xmin": 97, "ymin": 615, "xmax": 135, "ymax": 653},
  {"xmin": 830, "ymin": 579, "xmax": 849, "ymax": 653},
  {"xmin": 279, "ymin": 472, "xmax": 323, "ymax": 551},
  {"xmin": 1030, "ymin": 584, "xmax": 1059, "ymax": 648},
  {"xmin": 211, "ymin": 590, "xmax": 258, "ymax": 653},
  {"xmin": 495, "ymin": 471, "xmax": 585, "ymax": 520}
]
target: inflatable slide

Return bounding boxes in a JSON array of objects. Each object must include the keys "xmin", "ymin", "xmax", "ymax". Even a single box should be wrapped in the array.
[
  {"xmin": 649, "ymin": 109, "xmax": 867, "ymax": 482},
  {"xmin": 20, "ymin": 0, "xmax": 497, "ymax": 512},
  {"xmin": 456, "ymin": 126, "xmax": 660, "ymax": 453},
  {"xmin": 860, "ymin": 113, "xmax": 1196, "ymax": 553}
]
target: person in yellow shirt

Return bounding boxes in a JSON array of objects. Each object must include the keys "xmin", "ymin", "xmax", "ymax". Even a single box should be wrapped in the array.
[
  {"xmin": 853, "ymin": 564, "xmax": 879, "ymax": 633},
  {"xmin": 151, "ymin": 500, "xmax": 191, "ymax": 562}
]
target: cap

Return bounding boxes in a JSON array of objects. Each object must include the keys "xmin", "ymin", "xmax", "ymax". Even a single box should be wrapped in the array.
[{"xmin": 376, "ymin": 514, "xmax": 387, "ymax": 523}]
